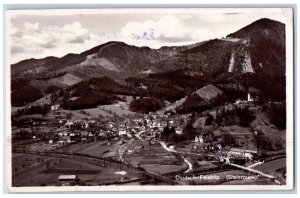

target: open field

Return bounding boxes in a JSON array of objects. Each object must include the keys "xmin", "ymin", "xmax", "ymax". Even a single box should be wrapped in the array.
[
  {"xmin": 251, "ymin": 109, "xmax": 286, "ymax": 138},
  {"xmin": 58, "ymin": 139, "xmax": 132, "ymax": 160},
  {"xmin": 67, "ymin": 102, "xmax": 137, "ymax": 118},
  {"xmin": 141, "ymin": 164, "xmax": 183, "ymax": 175},
  {"xmin": 125, "ymin": 141, "xmax": 184, "ymax": 174},
  {"xmin": 12, "ymin": 126, "xmax": 69, "ymax": 136},
  {"xmin": 253, "ymin": 158, "xmax": 286, "ymax": 174},
  {"xmin": 49, "ymin": 73, "xmax": 83, "ymax": 86},
  {"xmin": 71, "ymin": 96, "xmax": 136, "ymax": 118},
  {"xmin": 59, "ymin": 141, "xmax": 111, "ymax": 155},
  {"xmin": 12, "ymin": 153, "xmax": 140, "ymax": 186},
  {"xmin": 75, "ymin": 107, "xmax": 114, "ymax": 118},
  {"xmin": 218, "ymin": 125, "xmax": 257, "ymax": 150},
  {"xmin": 12, "ymin": 153, "xmax": 50, "ymax": 173},
  {"xmin": 49, "ymin": 109, "xmax": 93, "ymax": 120},
  {"xmin": 97, "ymin": 101, "xmax": 136, "ymax": 116}
]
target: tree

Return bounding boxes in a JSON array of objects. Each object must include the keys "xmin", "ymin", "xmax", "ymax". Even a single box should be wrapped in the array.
[
  {"xmin": 168, "ymin": 133, "xmax": 177, "ymax": 144},
  {"xmin": 161, "ymin": 126, "xmax": 175, "ymax": 140},
  {"xmin": 129, "ymin": 98, "xmax": 164, "ymax": 114},
  {"xmin": 205, "ymin": 114, "xmax": 214, "ymax": 125}
]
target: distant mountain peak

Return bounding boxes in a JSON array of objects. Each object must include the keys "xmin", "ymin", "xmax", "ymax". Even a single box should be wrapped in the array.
[
  {"xmin": 254, "ymin": 18, "xmax": 284, "ymax": 24},
  {"xmin": 227, "ymin": 17, "xmax": 285, "ymax": 39}
]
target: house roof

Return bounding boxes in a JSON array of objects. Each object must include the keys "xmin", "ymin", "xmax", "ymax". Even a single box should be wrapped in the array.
[
  {"xmin": 230, "ymin": 148, "xmax": 257, "ymax": 153},
  {"xmin": 58, "ymin": 175, "xmax": 77, "ymax": 180}
]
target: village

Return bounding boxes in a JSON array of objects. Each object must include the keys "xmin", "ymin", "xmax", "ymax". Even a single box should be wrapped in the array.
[
  {"xmin": 13, "ymin": 92, "xmax": 256, "ymax": 155},
  {"xmin": 11, "ymin": 91, "xmax": 287, "ymax": 186}
]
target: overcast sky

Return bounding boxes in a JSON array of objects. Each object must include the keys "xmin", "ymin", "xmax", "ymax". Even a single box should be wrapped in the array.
[{"xmin": 7, "ymin": 8, "xmax": 288, "ymax": 64}]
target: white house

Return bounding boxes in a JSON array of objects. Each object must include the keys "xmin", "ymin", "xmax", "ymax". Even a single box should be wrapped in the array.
[
  {"xmin": 51, "ymin": 104, "xmax": 60, "ymax": 111},
  {"xmin": 58, "ymin": 175, "xmax": 77, "ymax": 184},
  {"xmin": 247, "ymin": 92, "xmax": 254, "ymax": 102},
  {"xmin": 127, "ymin": 133, "xmax": 132, "ymax": 138},
  {"xmin": 88, "ymin": 132, "xmax": 94, "ymax": 137},
  {"xmin": 195, "ymin": 135, "xmax": 203, "ymax": 143},
  {"xmin": 229, "ymin": 148, "xmax": 257, "ymax": 160},
  {"xmin": 108, "ymin": 122, "xmax": 114, "ymax": 128},
  {"xmin": 175, "ymin": 127, "xmax": 183, "ymax": 135},
  {"xmin": 127, "ymin": 150, "xmax": 133, "ymax": 154},
  {"xmin": 118, "ymin": 128, "xmax": 127, "ymax": 136},
  {"xmin": 65, "ymin": 120, "xmax": 74, "ymax": 127},
  {"xmin": 198, "ymin": 135, "xmax": 204, "ymax": 143}
]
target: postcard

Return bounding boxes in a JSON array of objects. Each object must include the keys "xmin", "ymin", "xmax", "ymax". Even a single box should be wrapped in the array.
[{"xmin": 5, "ymin": 7, "xmax": 294, "ymax": 192}]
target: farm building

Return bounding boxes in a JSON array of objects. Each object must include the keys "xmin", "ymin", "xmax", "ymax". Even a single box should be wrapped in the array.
[
  {"xmin": 229, "ymin": 148, "xmax": 257, "ymax": 160},
  {"xmin": 58, "ymin": 175, "xmax": 78, "ymax": 184},
  {"xmin": 51, "ymin": 104, "xmax": 60, "ymax": 111},
  {"xmin": 118, "ymin": 128, "xmax": 127, "ymax": 136}
]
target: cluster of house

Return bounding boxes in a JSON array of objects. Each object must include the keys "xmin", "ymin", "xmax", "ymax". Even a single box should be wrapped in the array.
[
  {"xmin": 28, "ymin": 140, "xmax": 70, "ymax": 152},
  {"xmin": 102, "ymin": 113, "xmax": 185, "ymax": 140},
  {"xmin": 46, "ymin": 112, "xmax": 186, "ymax": 145},
  {"xmin": 190, "ymin": 133, "xmax": 258, "ymax": 164},
  {"xmin": 61, "ymin": 119, "xmax": 97, "ymax": 128}
]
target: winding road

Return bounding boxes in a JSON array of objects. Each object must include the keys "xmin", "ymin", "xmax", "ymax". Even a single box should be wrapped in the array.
[{"xmin": 159, "ymin": 141, "xmax": 193, "ymax": 173}]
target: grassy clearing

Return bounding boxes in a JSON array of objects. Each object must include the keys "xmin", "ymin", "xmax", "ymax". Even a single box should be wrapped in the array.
[
  {"xmin": 141, "ymin": 164, "xmax": 183, "ymax": 174},
  {"xmin": 253, "ymin": 158, "xmax": 286, "ymax": 174},
  {"xmin": 12, "ymin": 153, "xmax": 50, "ymax": 173},
  {"xmin": 71, "ymin": 100, "xmax": 137, "ymax": 118},
  {"xmin": 12, "ymin": 156, "xmax": 131, "ymax": 187}
]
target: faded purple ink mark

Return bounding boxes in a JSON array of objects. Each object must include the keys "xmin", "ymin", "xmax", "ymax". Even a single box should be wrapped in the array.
[{"xmin": 131, "ymin": 28, "xmax": 156, "ymax": 41}]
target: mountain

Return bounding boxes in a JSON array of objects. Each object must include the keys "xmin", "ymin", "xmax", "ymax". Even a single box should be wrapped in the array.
[
  {"xmin": 11, "ymin": 56, "xmax": 58, "ymax": 77},
  {"xmin": 11, "ymin": 18, "xmax": 285, "ymax": 79},
  {"xmin": 10, "ymin": 18, "xmax": 286, "ymax": 107},
  {"xmin": 11, "ymin": 41, "xmax": 189, "ymax": 80},
  {"xmin": 227, "ymin": 18, "xmax": 286, "ymax": 76}
]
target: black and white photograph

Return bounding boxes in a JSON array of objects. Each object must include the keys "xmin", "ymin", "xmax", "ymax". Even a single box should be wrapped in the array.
[{"xmin": 5, "ymin": 7, "xmax": 294, "ymax": 192}]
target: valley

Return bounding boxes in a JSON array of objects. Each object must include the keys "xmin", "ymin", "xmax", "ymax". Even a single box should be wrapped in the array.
[{"xmin": 10, "ymin": 18, "xmax": 287, "ymax": 187}]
